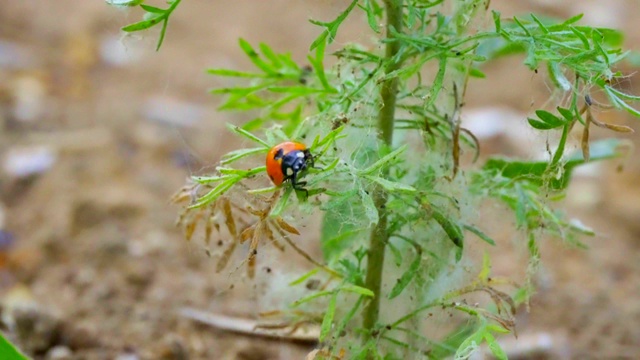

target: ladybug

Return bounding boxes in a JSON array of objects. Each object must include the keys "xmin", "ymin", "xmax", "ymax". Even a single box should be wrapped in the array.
[{"xmin": 266, "ymin": 142, "xmax": 315, "ymax": 193}]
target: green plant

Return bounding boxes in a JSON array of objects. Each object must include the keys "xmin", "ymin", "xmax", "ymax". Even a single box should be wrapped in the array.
[
  {"xmin": 0, "ymin": 332, "xmax": 28, "ymax": 360},
  {"xmin": 111, "ymin": 0, "xmax": 637, "ymax": 358}
]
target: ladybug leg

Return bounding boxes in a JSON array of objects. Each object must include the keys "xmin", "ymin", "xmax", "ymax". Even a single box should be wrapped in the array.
[{"xmin": 291, "ymin": 171, "xmax": 309, "ymax": 198}]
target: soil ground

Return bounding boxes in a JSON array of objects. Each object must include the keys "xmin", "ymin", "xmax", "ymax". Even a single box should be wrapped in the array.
[{"xmin": 1, "ymin": 1, "xmax": 639, "ymax": 359}]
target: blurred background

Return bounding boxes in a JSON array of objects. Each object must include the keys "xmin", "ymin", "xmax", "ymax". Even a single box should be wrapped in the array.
[{"xmin": 0, "ymin": 1, "xmax": 639, "ymax": 359}]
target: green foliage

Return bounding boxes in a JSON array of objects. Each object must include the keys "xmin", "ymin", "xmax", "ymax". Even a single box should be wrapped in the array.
[
  {"xmin": 107, "ymin": 0, "xmax": 183, "ymax": 51},
  {"xmin": 106, "ymin": 0, "xmax": 639, "ymax": 358},
  {"xmin": 0, "ymin": 333, "xmax": 28, "ymax": 360}
]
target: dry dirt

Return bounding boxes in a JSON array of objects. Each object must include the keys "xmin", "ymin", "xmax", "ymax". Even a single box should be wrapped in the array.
[{"xmin": 1, "ymin": 1, "xmax": 639, "ymax": 359}]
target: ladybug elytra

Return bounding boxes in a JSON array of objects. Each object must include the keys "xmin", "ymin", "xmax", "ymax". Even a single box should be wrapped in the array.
[{"xmin": 266, "ymin": 142, "xmax": 314, "ymax": 193}]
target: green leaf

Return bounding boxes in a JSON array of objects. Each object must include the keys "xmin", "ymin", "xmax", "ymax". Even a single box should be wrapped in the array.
[
  {"xmin": 523, "ymin": 43, "xmax": 538, "ymax": 70},
  {"xmin": 428, "ymin": 325, "xmax": 477, "ymax": 359},
  {"xmin": 527, "ymin": 118, "xmax": 555, "ymax": 130},
  {"xmin": 363, "ymin": 175, "xmax": 416, "ymax": 193},
  {"xmin": 140, "ymin": 4, "xmax": 165, "ymax": 13},
  {"xmin": 481, "ymin": 140, "xmax": 625, "ymax": 191},
  {"xmin": 238, "ymin": 38, "xmax": 275, "ymax": 75},
  {"xmin": 357, "ymin": 145, "xmax": 407, "ymax": 176},
  {"xmin": 289, "ymin": 268, "xmax": 320, "ymax": 286},
  {"xmin": 106, "ymin": 0, "xmax": 144, "ymax": 6},
  {"xmin": 512, "ymin": 16, "xmax": 531, "ymax": 37},
  {"xmin": 431, "ymin": 206, "xmax": 464, "ymax": 250},
  {"xmin": 311, "ymin": 124, "xmax": 345, "ymax": 150},
  {"xmin": 547, "ymin": 62, "xmax": 571, "ymax": 91},
  {"xmin": 191, "ymin": 175, "xmax": 230, "ymax": 184},
  {"xmin": 557, "ymin": 106, "xmax": 574, "ymax": 121},
  {"xmin": 454, "ymin": 327, "xmax": 483, "ymax": 359},
  {"xmin": 334, "ymin": 296, "xmax": 363, "ymax": 343},
  {"xmin": 360, "ymin": 0, "xmax": 381, "ymax": 33},
  {"xmin": 515, "ymin": 184, "xmax": 528, "ymax": 228},
  {"xmin": 605, "ymin": 85, "xmax": 640, "ymax": 101},
  {"xmin": 388, "ymin": 255, "xmax": 421, "ymax": 299},
  {"xmin": 492, "ymin": 10, "xmax": 501, "ymax": 33},
  {"xmin": 468, "ymin": 67, "xmax": 486, "ymax": 78},
  {"xmin": 535, "ymin": 109, "xmax": 566, "ymax": 128},
  {"xmin": 155, "ymin": 18, "xmax": 169, "ymax": 51},
  {"xmin": 340, "ymin": 284, "xmax": 375, "ymax": 297},
  {"xmin": 269, "ymin": 187, "xmax": 292, "ymax": 218},
  {"xmin": 259, "ymin": 43, "xmax": 283, "ymax": 68},
  {"xmin": 291, "ymin": 290, "xmax": 335, "ymax": 307},
  {"xmin": 0, "ymin": 333, "xmax": 28, "ymax": 360},
  {"xmin": 217, "ymin": 166, "xmax": 266, "ymax": 177},
  {"xmin": 485, "ymin": 333, "xmax": 508, "ymax": 360},
  {"xmin": 570, "ymin": 26, "xmax": 590, "ymax": 49},
  {"xmin": 207, "ymin": 69, "xmax": 268, "ymax": 78},
  {"xmin": 424, "ymin": 56, "xmax": 447, "ymax": 110},
  {"xmin": 309, "ymin": 0, "xmax": 359, "ymax": 50},
  {"xmin": 530, "ymin": 14, "xmax": 549, "ymax": 34},
  {"xmin": 189, "ymin": 179, "xmax": 236, "ymax": 208},
  {"xmin": 561, "ymin": 13, "xmax": 584, "ymax": 26},
  {"xmin": 360, "ymin": 188, "xmax": 379, "ymax": 225},
  {"xmin": 320, "ymin": 292, "xmax": 338, "ymax": 342},
  {"xmin": 122, "ymin": 17, "xmax": 162, "ymax": 32},
  {"xmin": 478, "ymin": 252, "xmax": 492, "ymax": 282},
  {"xmin": 463, "ymin": 225, "xmax": 496, "ymax": 246},
  {"xmin": 225, "ymin": 124, "xmax": 271, "ymax": 148},
  {"xmin": 610, "ymin": 95, "xmax": 640, "ymax": 117}
]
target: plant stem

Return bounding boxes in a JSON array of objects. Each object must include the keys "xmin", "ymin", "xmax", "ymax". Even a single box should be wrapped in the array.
[{"xmin": 362, "ymin": 0, "xmax": 403, "ymax": 338}]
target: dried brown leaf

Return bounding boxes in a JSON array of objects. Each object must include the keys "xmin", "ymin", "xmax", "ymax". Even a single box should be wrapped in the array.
[
  {"xmin": 275, "ymin": 217, "xmax": 300, "ymax": 235},
  {"xmin": 264, "ymin": 223, "xmax": 286, "ymax": 252},
  {"xmin": 582, "ymin": 111, "xmax": 591, "ymax": 162},
  {"xmin": 240, "ymin": 226, "xmax": 255, "ymax": 243},
  {"xmin": 591, "ymin": 117, "xmax": 634, "ymax": 133},
  {"xmin": 216, "ymin": 241, "xmax": 237, "ymax": 273},
  {"xmin": 222, "ymin": 198, "xmax": 238, "ymax": 238}
]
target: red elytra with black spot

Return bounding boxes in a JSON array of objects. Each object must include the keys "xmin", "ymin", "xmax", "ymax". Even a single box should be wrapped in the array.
[{"xmin": 265, "ymin": 141, "xmax": 313, "ymax": 189}]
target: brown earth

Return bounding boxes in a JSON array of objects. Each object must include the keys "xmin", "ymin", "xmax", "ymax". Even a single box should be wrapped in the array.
[{"xmin": 0, "ymin": 1, "xmax": 639, "ymax": 359}]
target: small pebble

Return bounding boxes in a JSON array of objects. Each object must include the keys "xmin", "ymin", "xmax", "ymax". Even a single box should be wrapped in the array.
[
  {"xmin": 3, "ymin": 146, "xmax": 56, "ymax": 178},
  {"xmin": 46, "ymin": 345, "xmax": 73, "ymax": 360}
]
